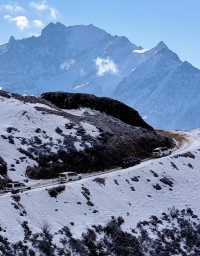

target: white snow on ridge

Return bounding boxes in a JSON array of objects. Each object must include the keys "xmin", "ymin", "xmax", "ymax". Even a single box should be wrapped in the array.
[
  {"xmin": 73, "ymin": 83, "xmax": 89, "ymax": 89},
  {"xmin": 133, "ymin": 48, "xmax": 149, "ymax": 54},
  {"xmin": 64, "ymin": 108, "xmax": 97, "ymax": 117}
]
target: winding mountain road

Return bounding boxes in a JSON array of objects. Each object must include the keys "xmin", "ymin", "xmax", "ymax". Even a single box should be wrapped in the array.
[{"xmin": 0, "ymin": 130, "xmax": 195, "ymax": 198}]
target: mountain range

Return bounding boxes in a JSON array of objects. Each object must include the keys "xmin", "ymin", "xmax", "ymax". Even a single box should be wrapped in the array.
[{"xmin": 0, "ymin": 22, "xmax": 200, "ymax": 129}]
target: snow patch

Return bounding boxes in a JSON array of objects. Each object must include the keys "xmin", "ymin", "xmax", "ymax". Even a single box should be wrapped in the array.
[
  {"xmin": 64, "ymin": 108, "xmax": 96, "ymax": 117},
  {"xmin": 80, "ymin": 121, "xmax": 100, "ymax": 137},
  {"xmin": 133, "ymin": 48, "xmax": 149, "ymax": 54},
  {"xmin": 74, "ymin": 141, "xmax": 84, "ymax": 151},
  {"xmin": 73, "ymin": 83, "xmax": 89, "ymax": 89}
]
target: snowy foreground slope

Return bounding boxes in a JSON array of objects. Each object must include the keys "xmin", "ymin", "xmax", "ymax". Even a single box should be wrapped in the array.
[
  {"xmin": 0, "ymin": 129, "xmax": 200, "ymax": 245},
  {"xmin": 0, "ymin": 90, "xmax": 200, "ymax": 254}
]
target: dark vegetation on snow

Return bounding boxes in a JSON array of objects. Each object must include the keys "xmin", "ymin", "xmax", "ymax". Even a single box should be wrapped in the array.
[
  {"xmin": 47, "ymin": 185, "xmax": 66, "ymax": 198},
  {"xmin": 173, "ymin": 151, "xmax": 195, "ymax": 159},
  {"xmin": 93, "ymin": 177, "xmax": 106, "ymax": 186},
  {"xmin": 0, "ymin": 208, "xmax": 199, "ymax": 255}
]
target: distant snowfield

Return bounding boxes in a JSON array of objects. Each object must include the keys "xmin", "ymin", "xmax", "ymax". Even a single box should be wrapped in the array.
[
  {"xmin": 73, "ymin": 83, "xmax": 90, "ymax": 89},
  {"xmin": 133, "ymin": 48, "xmax": 149, "ymax": 54},
  {"xmin": 64, "ymin": 107, "xmax": 97, "ymax": 117},
  {"xmin": 0, "ymin": 129, "xmax": 200, "ymax": 243}
]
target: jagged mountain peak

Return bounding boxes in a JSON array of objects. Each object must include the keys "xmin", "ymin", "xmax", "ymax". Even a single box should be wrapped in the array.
[
  {"xmin": 41, "ymin": 22, "xmax": 67, "ymax": 39},
  {"xmin": 155, "ymin": 41, "xmax": 168, "ymax": 50},
  {"xmin": 148, "ymin": 40, "xmax": 181, "ymax": 63},
  {"xmin": 153, "ymin": 41, "xmax": 173, "ymax": 55},
  {"xmin": 41, "ymin": 22, "xmax": 110, "ymax": 38}
]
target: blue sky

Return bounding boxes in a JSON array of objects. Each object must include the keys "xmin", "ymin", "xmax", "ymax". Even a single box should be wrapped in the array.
[{"xmin": 0, "ymin": 0, "xmax": 199, "ymax": 68}]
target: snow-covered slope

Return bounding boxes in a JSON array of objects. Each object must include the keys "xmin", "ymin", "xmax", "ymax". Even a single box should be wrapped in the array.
[
  {"xmin": 0, "ymin": 89, "xmax": 199, "ymax": 254},
  {"xmin": 1, "ymin": 23, "xmax": 200, "ymax": 129},
  {"xmin": 0, "ymin": 129, "xmax": 200, "ymax": 245},
  {"xmin": 0, "ymin": 93, "xmax": 99, "ymax": 181},
  {"xmin": 0, "ymin": 90, "xmax": 168, "ymax": 183}
]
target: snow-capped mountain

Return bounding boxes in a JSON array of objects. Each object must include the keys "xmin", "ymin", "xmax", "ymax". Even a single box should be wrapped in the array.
[
  {"xmin": 0, "ymin": 22, "xmax": 200, "ymax": 129},
  {"xmin": 0, "ymin": 23, "xmax": 138, "ymax": 96}
]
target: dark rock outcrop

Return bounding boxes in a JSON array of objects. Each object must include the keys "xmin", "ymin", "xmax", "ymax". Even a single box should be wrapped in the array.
[
  {"xmin": 0, "ymin": 157, "xmax": 7, "ymax": 176},
  {"xmin": 41, "ymin": 92, "xmax": 153, "ymax": 130}
]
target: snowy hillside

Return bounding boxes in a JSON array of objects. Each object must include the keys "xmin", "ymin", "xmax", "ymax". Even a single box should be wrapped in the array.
[
  {"xmin": 0, "ymin": 23, "xmax": 200, "ymax": 129},
  {"xmin": 0, "ymin": 92, "xmax": 100, "ymax": 182},
  {"xmin": 0, "ymin": 90, "xmax": 200, "ymax": 254},
  {"xmin": 0, "ymin": 90, "xmax": 169, "ymax": 183},
  {"xmin": 0, "ymin": 128, "xmax": 200, "ymax": 251}
]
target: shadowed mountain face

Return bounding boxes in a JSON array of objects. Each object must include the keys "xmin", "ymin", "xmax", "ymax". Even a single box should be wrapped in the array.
[
  {"xmin": 0, "ymin": 22, "xmax": 200, "ymax": 129},
  {"xmin": 0, "ymin": 23, "xmax": 137, "ymax": 96}
]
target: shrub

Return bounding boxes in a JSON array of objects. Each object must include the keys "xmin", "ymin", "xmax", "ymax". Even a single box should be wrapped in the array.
[
  {"xmin": 47, "ymin": 185, "xmax": 65, "ymax": 198},
  {"xmin": 93, "ymin": 177, "xmax": 106, "ymax": 186}
]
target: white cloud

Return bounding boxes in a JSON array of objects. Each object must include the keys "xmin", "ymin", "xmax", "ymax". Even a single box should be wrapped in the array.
[
  {"xmin": 95, "ymin": 57, "xmax": 118, "ymax": 76},
  {"xmin": 30, "ymin": 1, "xmax": 59, "ymax": 19},
  {"xmin": 12, "ymin": 16, "xmax": 29, "ymax": 30},
  {"xmin": 0, "ymin": 4, "xmax": 25, "ymax": 14},
  {"xmin": 49, "ymin": 7, "xmax": 58, "ymax": 19},
  {"xmin": 3, "ymin": 14, "xmax": 12, "ymax": 20},
  {"xmin": 30, "ymin": 1, "xmax": 48, "ymax": 11},
  {"xmin": 4, "ymin": 15, "xmax": 30, "ymax": 30},
  {"xmin": 33, "ymin": 19, "xmax": 44, "ymax": 28}
]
